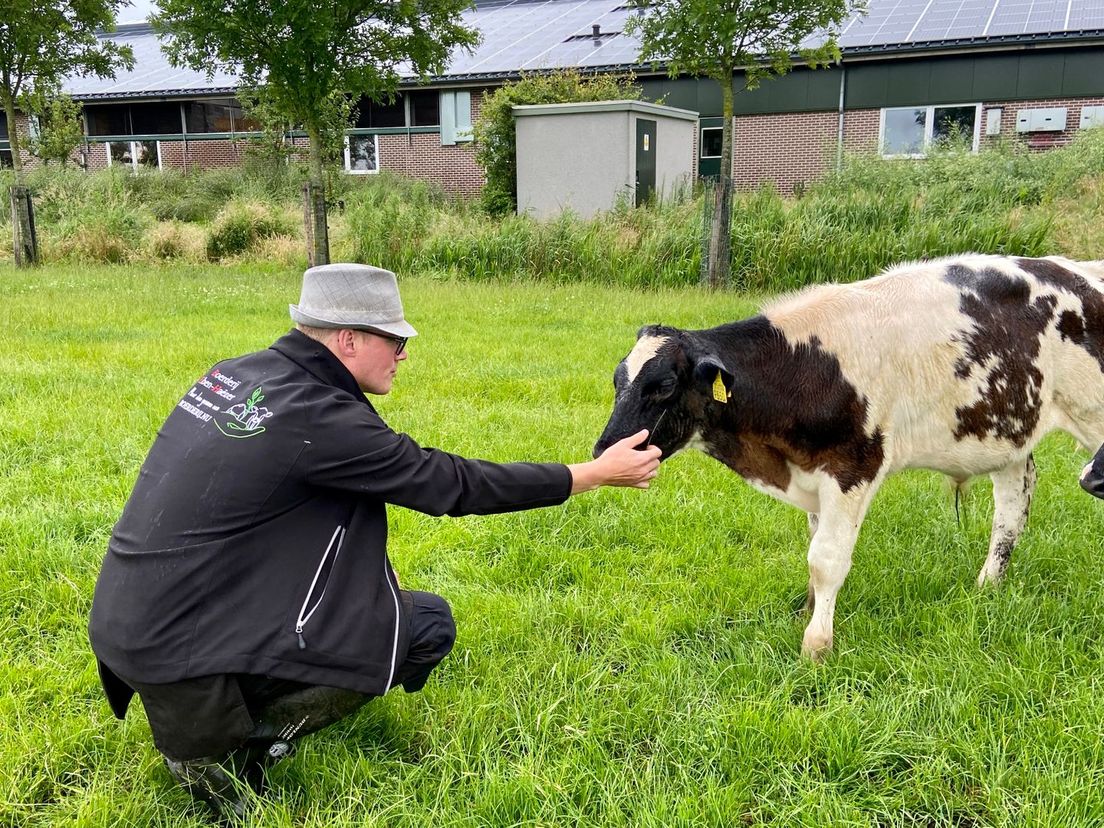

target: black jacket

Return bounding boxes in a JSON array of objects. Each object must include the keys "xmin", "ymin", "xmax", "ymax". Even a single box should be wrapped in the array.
[{"xmin": 89, "ymin": 330, "xmax": 572, "ymax": 704}]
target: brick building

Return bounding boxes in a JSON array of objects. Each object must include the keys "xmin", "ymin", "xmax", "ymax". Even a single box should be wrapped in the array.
[{"xmin": 3, "ymin": 0, "xmax": 1104, "ymax": 199}]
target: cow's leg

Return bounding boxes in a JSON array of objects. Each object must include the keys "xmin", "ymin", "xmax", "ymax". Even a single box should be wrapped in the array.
[
  {"xmin": 977, "ymin": 454, "xmax": 1036, "ymax": 586},
  {"xmin": 803, "ymin": 512, "xmax": 819, "ymax": 614},
  {"xmin": 802, "ymin": 479, "xmax": 880, "ymax": 660}
]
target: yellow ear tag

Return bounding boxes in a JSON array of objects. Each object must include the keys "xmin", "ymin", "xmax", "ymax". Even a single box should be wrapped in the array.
[{"xmin": 712, "ymin": 370, "xmax": 727, "ymax": 403}]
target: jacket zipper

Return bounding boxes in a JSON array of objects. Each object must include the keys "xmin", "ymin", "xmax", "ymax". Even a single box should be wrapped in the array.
[
  {"xmin": 383, "ymin": 554, "xmax": 402, "ymax": 689},
  {"xmin": 294, "ymin": 524, "xmax": 345, "ymax": 649}
]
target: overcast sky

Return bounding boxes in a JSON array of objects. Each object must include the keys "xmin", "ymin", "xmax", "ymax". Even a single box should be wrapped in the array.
[{"xmin": 118, "ymin": 0, "xmax": 159, "ymax": 23}]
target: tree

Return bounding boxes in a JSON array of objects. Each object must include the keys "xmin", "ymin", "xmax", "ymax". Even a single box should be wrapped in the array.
[
  {"xmin": 154, "ymin": 0, "xmax": 480, "ymax": 267},
  {"xmin": 474, "ymin": 69, "xmax": 641, "ymax": 216},
  {"xmin": 627, "ymin": 0, "xmax": 864, "ymax": 288},
  {"xmin": 27, "ymin": 89, "xmax": 85, "ymax": 167},
  {"xmin": 0, "ymin": 0, "xmax": 133, "ymax": 264}
]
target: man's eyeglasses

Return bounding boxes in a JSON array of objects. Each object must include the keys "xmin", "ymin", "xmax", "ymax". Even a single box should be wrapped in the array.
[
  {"xmin": 384, "ymin": 335, "xmax": 408, "ymax": 356},
  {"xmin": 356, "ymin": 328, "xmax": 408, "ymax": 356}
]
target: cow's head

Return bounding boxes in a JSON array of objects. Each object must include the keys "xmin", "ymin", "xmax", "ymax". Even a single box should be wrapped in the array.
[
  {"xmin": 1081, "ymin": 446, "xmax": 1104, "ymax": 500},
  {"xmin": 592, "ymin": 325, "xmax": 733, "ymax": 459}
]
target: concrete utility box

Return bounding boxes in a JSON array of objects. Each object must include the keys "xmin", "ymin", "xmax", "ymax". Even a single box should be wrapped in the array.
[{"xmin": 513, "ymin": 100, "xmax": 697, "ymax": 219}]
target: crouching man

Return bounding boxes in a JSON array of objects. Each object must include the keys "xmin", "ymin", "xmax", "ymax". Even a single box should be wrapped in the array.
[{"xmin": 88, "ymin": 264, "xmax": 661, "ymax": 820}]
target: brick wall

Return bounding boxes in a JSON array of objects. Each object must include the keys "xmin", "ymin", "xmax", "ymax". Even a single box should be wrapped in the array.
[
  {"xmin": 376, "ymin": 87, "xmax": 489, "ymax": 197},
  {"xmin": 983, "ymin": 96, "xmax": 1104, "ymax": 151},
  {"xmin": 731, "ymin": 110, "xmax": 840, "ymax": 194},
  {"xmin": 378, "ymin": 133, "xmax": 484, "ymax": 196}
]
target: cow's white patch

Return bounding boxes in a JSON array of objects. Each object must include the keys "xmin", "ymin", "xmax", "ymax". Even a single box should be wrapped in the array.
[{"xmin": 625, "ymin": 335, "xmax": 668, "ymax": 383}]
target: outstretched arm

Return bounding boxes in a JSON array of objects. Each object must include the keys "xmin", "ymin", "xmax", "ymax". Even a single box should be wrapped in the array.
[{"xmin": 568, "ymin": 429, "xmax": 661, "ymax": 494}]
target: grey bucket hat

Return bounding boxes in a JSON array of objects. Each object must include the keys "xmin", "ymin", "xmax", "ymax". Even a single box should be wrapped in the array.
[{"xmin": 289, "ymin": 263, "xmax": 417, "ymax": 338}]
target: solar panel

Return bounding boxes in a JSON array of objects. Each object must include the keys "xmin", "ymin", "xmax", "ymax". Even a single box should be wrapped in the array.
[{"xmin": 66, "ymin": 0, "xmax": 1104, "ymax": 97}]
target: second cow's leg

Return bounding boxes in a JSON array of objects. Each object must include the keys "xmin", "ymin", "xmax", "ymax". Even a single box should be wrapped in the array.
[
  {"xmin": 802, "ymin": 478, "xmax": 880, "ymax": 660},
  {"xmin": 803, "ymin": 512, "xmax": 819, "ymax": 614},
  {"xmin": 977, "ymin": 454, "xmax": 1036, "ymax": 586}
]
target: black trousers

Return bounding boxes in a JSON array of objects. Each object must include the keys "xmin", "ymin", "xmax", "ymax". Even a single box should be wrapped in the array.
[{"xmin": 127, "ymin": 590, "xmax": 455, "ymax": 761}]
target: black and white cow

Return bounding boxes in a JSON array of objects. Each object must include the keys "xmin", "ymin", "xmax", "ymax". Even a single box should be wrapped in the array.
[{"xmin": 594, "ymin": 254, "xmax": 1104, "ymax": 659}]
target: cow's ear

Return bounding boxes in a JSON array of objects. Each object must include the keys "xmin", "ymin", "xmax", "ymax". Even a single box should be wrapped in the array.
[
  {"xmin": 636, "ymin": 324, "xmax": 662, "ymax": 340},
  {"xmin": 692, "ymin": 354, "xmax": 734, "ymax": 397}
]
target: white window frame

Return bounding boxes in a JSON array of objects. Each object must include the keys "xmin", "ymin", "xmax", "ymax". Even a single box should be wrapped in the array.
[
  {"xmin": 343, "ymin": 134, "xmax": 380, "ymax": 175},
  {"xmin": 879, "ymin": 103, "xmax": 982, "ymax": 158},
  {"xmin": 699, "ymin": 126, "xmax": 723, "ymax": 159},
  {"xmin": 105, "ymin": 139, "xmax": 162, "ymax": 170}
]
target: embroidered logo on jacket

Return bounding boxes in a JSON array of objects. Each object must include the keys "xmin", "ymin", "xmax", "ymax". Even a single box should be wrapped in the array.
[{"xmin": 215, "ymin": 386, "xmax": 273, "ymax": 439}]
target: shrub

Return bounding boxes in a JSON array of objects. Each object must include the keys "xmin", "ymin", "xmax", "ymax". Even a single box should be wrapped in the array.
[
  {"xmin": 50, "ymin": 202, "xmax": 150, "ymax": 264},
  {"xmin": 145, "ymin": 221, "xmax": 206, "ymax": 261},
  {"xmin": 205, "ymin": 201, "xmax": 293, "ymax": 260},
  {"xmin": 473, "ymin": 69, "xmax": 642, "ymax": 216}
]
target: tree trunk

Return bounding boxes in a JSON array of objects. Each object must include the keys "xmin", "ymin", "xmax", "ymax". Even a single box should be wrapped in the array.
[
  {"xmin": 10, "ymin": 185, "xmax": 39, "ymax": 266},
  {"xmin": 705, "ymin": 74, "xmax": 736, "ymax": 289},
  {"xmin": 303, "ymin": 123, "xmax": 330, "ymax": 267}
]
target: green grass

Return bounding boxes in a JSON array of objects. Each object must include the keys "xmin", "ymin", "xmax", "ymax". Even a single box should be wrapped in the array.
[{"xmin": 3, "ymin": 263, "xmax": 1104, "ymax": 827}]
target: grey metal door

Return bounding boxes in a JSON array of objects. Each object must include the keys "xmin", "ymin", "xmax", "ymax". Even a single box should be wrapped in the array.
[{"xmin": 635, "ymin": 118, "xmax": 656, "ymax": 207}]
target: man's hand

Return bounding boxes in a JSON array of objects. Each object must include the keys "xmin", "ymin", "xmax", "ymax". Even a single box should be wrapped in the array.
[{"xmin": 568, "ymin": 430, "xmax": 662, "ymax": 494}]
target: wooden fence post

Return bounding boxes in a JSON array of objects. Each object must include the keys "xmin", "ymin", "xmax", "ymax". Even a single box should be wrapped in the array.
[
  {"xmin": 10, "ymin": 185, "xmax": 39, "ymax": 267},
  {"xmin": 302, "ymin": 182, "xmax": 329, "ymax": 268}
]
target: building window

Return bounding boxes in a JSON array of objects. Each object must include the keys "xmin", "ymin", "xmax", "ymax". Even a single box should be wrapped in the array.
[
  {"xmin": 700, "ymin": 127, "xmax": 722, "ymax": 158},
  {"xmin": 353, "ymin": 96, "xmax": 406, "ymax": 129},
  {"xmin": 0, "ymin": 110, "xmax": 10, "ymax": 167},
  {"xmin": 344, "ymin": 135, "xmax": 378, "ymax": 174},
  {"xmin": 880, "ymin": 104, "xmax": 981, "ymax": 157},
  {"xmin": 86, "ymin": 104, "xmax": 131, "ymax": 136},
  {"xmin": 440, "ymin": 90, "xmax": 472, "ymax": 145},
  {"xmin": 185, "ymin": 99, "xmax": 235, "ymax": 133},
  {"xmin": 131, "ymin": 102, "xmax": 184, "ymax": 136},
  {"xmin": 106, "ymin": 139, "xmax": 160, "ymax": 170},
  {"xmin": 409, "ymin": 90, "xmax": 439, "ymax": 126}
]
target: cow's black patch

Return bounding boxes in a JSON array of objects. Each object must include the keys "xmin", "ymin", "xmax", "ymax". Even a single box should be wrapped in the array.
[
  {"xmin": 697, "ymin": 319, "xmax": 886, "ymax": 493},
  {"xmin": 1016, "ymin": 257, "xmax": 1104, "ymax": 374},
  {"xmin": 946, "ymin": 264, "xmax": 1056, "ymax": 445},
  {"xmin": 1057, "ymin": 310, "xmax": 1086, "ymax": 344},
  {"xmin": 594, "ymin": 317, "xmax": 886, "ymax": 494}
]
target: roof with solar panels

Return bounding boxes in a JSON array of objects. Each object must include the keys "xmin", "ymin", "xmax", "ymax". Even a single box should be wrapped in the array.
[{"xmin": 65, "ymin": 0, "xmax": 1104, "ymax": 98}]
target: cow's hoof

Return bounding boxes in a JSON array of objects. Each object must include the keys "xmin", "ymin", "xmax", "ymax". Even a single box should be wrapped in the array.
[
  {"xmin": 801, "ymin": 633, "xmax": 832, "ymax": 662},
  {"xmin": 976, "ymin": 567, "xmax": 1004, "ymax": 588}
]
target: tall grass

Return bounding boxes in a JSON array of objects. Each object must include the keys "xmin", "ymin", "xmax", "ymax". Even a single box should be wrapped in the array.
[{"xmin": 4, "ymin": 129, "xmax": 1104, "ymax": 288}]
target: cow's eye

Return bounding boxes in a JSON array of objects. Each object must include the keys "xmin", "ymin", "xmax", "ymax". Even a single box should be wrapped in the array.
[{"xmin": 642, "ymin": 377, "xmax": 676, "ymax": 400}]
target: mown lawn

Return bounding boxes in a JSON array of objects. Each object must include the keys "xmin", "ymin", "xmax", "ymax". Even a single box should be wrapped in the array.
[{"xmin": 3, "ymin": 263, "xmax": 1104, "ymax": 827}]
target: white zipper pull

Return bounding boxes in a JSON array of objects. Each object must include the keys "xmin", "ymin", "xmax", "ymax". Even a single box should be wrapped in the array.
[{"xmin": 295, "ymin": 624, "xmax": 306, "ymax": 650}]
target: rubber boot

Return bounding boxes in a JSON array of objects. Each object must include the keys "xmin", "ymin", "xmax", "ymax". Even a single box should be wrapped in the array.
[{"xmin": 163, "ymin": 751, "xmax": 254, "ymax": 822}]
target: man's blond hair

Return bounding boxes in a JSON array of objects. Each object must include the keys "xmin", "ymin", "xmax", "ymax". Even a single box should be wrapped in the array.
[{"xmin": 295, "ymin": 324, "xmax": 340, "ymax": 344}]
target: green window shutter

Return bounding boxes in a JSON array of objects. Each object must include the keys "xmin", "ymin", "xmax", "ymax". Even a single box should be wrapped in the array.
[
  {"xmin": 441, "ymin": 91, "xmax": 456, "ymax": 145},
  {"xmin": 440, "ymin": 90, "xmax": 473, "ymax": 145}
]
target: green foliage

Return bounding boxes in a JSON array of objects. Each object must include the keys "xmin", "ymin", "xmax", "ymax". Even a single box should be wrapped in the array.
[
  {"xmin": 627, "ymin": 0, "xmax": 862, "ymax": 88},
  {"xmin": 25, "ymin": 90, "xmax": 84, "ymax": 167},
  {"xmin": 153, "ymin": 0, "xmax": 479, "ymax": 186},
  {"xmin": 7, "ymin": 128, "xmax": 1104, "ymax": 283},
  {"xmin": 627, "ymin": 0, "xmax": 864, "ymax": 285},
  {"xmin": 0, "ymin": 0, "xmax": 133, "ymax": 177},
  {"xmin": 473, "ymin": 70, "xmax": 642, "ymax": 216},
  {"xmin": 338, "ymin": 172, "xmax": 446, "ymax": 271},
  {"xmin": 205, "ymin": 200, "xmax": 294, "ymax": 260}
]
